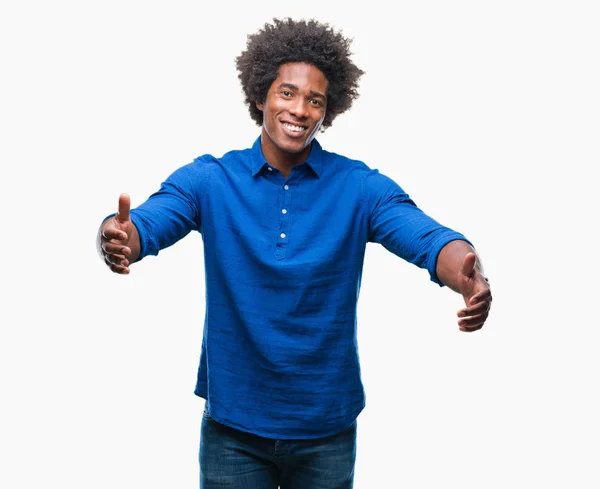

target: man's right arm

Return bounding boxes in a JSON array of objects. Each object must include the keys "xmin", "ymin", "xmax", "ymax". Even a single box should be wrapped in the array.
[{"xmin": 97, "ymin": 193, "xmax": 140, "ymax": 275}]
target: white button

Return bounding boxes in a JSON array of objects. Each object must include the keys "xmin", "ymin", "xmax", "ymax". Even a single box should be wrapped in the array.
[
  {"xmin": 281, "ymin": 209, "xmax": 287, "ymax": 214},
  {"xmin": 284, "ymin": 185, "xmax": 289, "ymax": 190},
  {"xmin": 280, "ymin": 233, "xmax": 286, "ymax": 239},
  {"xmin": 268, "ymin": 167, "xmax": 273, "ymax": 172}
]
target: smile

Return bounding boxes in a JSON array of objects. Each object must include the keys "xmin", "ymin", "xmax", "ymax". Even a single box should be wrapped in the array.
[{"xmin": 282, "ymin": 122, "xmax": 307, "ymax": 133}]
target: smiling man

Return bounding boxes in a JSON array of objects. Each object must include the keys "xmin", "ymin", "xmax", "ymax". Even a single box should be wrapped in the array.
[
  {"xmin": 97, "ymin": 17, "xmax": 492, "ymax": 489},
  {"xmin": 257, "ymin": 62, "xmax": 328, "ymax": 173}
]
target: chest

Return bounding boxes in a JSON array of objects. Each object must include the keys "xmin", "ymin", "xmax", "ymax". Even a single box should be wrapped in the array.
[{"xmin": 201, "ymin": 170, "xmax": 368, "ymax": 264}]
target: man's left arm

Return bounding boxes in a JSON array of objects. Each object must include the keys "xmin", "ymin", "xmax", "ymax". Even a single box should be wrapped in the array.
[{"xmin": 436, "ymin": 240, "xmax": 492, "ymax": 332}]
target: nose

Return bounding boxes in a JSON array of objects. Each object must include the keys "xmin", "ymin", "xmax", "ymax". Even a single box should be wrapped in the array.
[{"xmin": 288, "ymin": 98, "xmax": 309, "ymax": 119}]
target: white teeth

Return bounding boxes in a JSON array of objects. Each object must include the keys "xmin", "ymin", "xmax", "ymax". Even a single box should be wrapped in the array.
[{"xmin": 283, "ymin": 122, "xmax": 306, "ymax": 132}]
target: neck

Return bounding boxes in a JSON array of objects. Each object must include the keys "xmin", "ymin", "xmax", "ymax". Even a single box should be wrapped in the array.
[{"xmin": 260, "ymin": 131, "xmax": 312, "ymax": 179}]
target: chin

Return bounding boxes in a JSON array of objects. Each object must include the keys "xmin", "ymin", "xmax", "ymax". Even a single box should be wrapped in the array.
[{"xmin": 276, "ymin": 137, "xmax": 308, "ymax": 154}]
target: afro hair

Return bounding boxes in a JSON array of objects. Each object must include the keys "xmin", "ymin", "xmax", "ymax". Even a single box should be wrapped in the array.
[{"xmin": 235, "ymin": 17, "xmax": 365, "ymax": 130}]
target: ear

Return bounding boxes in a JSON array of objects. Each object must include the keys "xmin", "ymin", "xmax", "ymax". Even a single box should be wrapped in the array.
[{"xmin": 255, "ymin": 100, "xmax": 264, "ymax": 111}]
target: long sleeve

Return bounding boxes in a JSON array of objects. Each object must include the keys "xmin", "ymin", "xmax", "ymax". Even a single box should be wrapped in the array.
[
  {"xmin": 364, "ymin": 169, "xmax": 471, "ymax": 286},
  {"xmin": 130, "ymin": 161, "xmax": 203, "ymax": 259}
]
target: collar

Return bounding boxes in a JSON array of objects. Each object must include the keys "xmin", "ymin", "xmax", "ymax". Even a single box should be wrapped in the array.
[{"xmin": 250, "ymin": 135, "xmax": 324, "ymax": 178}]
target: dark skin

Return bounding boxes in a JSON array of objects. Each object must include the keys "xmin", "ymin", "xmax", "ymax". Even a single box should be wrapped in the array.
[
  {"xmin": 96, "ymin": 193, "xmax": 140, "ymax": 274},
  {"xmin": 97, "ymin": 62, "xmax": 492, "ymax": 332},
  {"xmin": 256, "ymin": 62, "xmax": 328, "ymax": 179},
  {"xmin": 436, "ymin": 241, "xmax": 492, "ymax": 332}
]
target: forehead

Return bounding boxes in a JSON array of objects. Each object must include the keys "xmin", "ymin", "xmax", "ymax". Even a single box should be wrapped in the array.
[{"xmin": 273, "ymin": 62, "xmax": 328, "ymax": 92}]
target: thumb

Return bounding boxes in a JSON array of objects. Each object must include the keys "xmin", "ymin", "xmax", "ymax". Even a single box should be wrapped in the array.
[
  {"xmin": 116, "ymin": 193, "xmax": 131, "ymax": 223},
  {"xmin": 460, "ymin": 252, "xmax": 477, "ymax": 278}
]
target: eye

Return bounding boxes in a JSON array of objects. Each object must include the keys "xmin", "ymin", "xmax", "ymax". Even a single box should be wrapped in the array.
[
  {"xmin": 309, "ymin": 99, "xmax": 324, "ymax": 107},
  {"xmin": 281, "ymin": 90, "xmax": 292, "ymax": 97}
]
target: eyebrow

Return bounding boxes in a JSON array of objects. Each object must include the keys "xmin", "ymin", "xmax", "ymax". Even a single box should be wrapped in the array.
[{"xmin": 278, "ymin": 83, "xmax": 326, "ymax": 100}]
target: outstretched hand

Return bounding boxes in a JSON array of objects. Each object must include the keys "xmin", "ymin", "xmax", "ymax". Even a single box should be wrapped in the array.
[
  {"xmin": 456, "ymin": 252, "xmax": 492, "ymax": 332},
  {"xmin": 98, "ymin": 194, "xmax": 136, "ymax": 274}
]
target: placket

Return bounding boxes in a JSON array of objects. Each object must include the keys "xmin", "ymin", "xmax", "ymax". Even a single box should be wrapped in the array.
[{"xmin": 275, "ymin": 180, "xmax": 292, "ymax": 261}]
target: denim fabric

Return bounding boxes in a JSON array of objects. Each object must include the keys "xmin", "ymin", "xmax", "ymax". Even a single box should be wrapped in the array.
[{"xmin": 199, "ymin": 409, "xmax": 357, "ymax": 489}]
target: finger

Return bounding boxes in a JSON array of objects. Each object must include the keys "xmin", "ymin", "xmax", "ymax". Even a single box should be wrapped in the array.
[
  {"xmin": 101, "ymin": 226, "xmax": 128, "ymax": 242},
  {"xmin": 104, "ymin": 252, "xmax": 129, "ymax": 267},
  {"xmin": 458, "ymin": 310, "xmax": 488, "ymax": 331},
  {"xmin": 110, "ymin": 264, "xmax": 130, "ymax": 275},
  {"xmin": 101, "ymin": 242, "xmax": 131, "ymax": 256},
  {"xmin": 459, "ymin": 323, "xmax": 483, "ymax": 333},
  {"xmin": 460, "ymin": 252, "xmax": 477, "ymax": 278},
  {"xmin": 469, "ymin": 289, "xmax": 493, "ymax": 306},
  {"xmin": 458, "ymin": 298, "xmax": 491, "ymax": 318},
  {"xmin": 116, "ymin": 193, "xmax": 131, "ymax": 223},
  {"xmin": 104, "ymin": 255, "xmax": 130, "ymax": 274}
]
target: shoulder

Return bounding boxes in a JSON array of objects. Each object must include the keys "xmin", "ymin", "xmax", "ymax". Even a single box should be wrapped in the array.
[
  {"xmin": 320, "ymin": 146, "xmax": 400, "ymax": 191},
  {"xmin": 319, "ymin": 147, "xmax": 374, "ymax": 181},
  {"xmin": 189, "ymin": 147, "xmax": 249, "ymax": 168},
  {"xmin": 331, "ymin": 153, "xmax": 412, "ymax": 208},
  {"xmin": 321, "ymin": 146, "xmax": 368, "ymax": 169},
  {"xmin": 177, "ymin": 145, "xmax": 253, "ymax": 179}
]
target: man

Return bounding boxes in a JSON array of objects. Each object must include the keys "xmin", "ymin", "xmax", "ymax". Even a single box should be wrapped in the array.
[{"xmin": 98, "ymin": 17, "xmax": 492, "ymax": 489}]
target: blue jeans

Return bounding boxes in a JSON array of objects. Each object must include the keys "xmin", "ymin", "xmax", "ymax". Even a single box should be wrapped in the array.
[{"xmin": 199, "ymin": 409, "xmax": 357, "ymax": 489}]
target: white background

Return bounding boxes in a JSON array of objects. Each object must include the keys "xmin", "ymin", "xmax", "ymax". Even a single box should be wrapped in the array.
[{"xmin": 1, "ymin": 0, "xmax": 598, "ymax": 487}]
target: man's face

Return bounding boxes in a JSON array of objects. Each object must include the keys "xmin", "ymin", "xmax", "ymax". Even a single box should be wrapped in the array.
[{"xmin": 256, "ymin": 62, "xmax": 328, "ymax": 159}]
